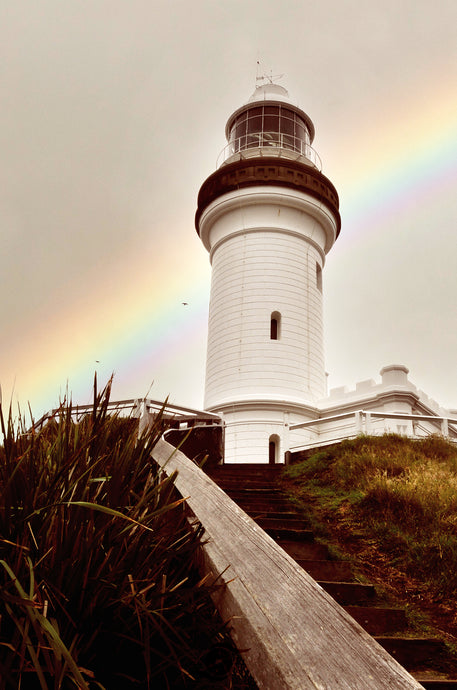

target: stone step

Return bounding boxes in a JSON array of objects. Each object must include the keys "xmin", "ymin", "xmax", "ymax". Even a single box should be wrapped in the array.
[
  {"xmin": 218, "ymin": 482, "xmax": 284, "ymax": 500},
  {"xmin": 227, "ymin": 498, "xmax": 291, "ymax": 512},
  {"xmin": 297, "ymin": 559, "xmax": 354, "ymax": 582},
  {"xmin": 209, "ymin": 464, "xmax": 284, "ymax": 478},
  {"xmin": 375, "ymin": 637, "xmax": 447, "ymax": 670},
  {"xmin": 209, "ymin": 470, "xmax": 282, "ymax": 481},
  {"xmin": 344, "ymin": 606, "xmax": 408, "ymax": 635},
  {"xmin": 221, "ymin": 487, "xmax": 286, "ymax": 505},
  {"xmin": 225, "ymin": 491, "xmax": 290, "ymax": 503},
  {"xmin": 266, "ymin": 526, "xmax": 314, "ymax": 542},
  {"xmin": 256, "ymin": 516, "xmax": 310, "ymax": 531},
  {"xmin": 211, "ymin": 467, "xmax": 282, "ymax": 475},
  {"xmin": 215, "ymin": 478, "xmax": 284, "ymax": 484},
  {"xmin": 276, "ymin": 539, "xmax": 330, "ymax": 561},
  {"xmin": 216, "ymin": 475, "xmax": 281, "ymax": 483},
  {"xmin": 238, "ymin": 503, "xmax": 301, "ymax": 520},
  {"xmin": 209, "ymin": 469, "xmax": 457, "ymax": 685},
  {"xmin": 414, "ymin": 676, "xmax": 457, "ymax": 688},
  {"xmin": 319, "ymin": 581, "xmax": 376, "ymax": 606}
]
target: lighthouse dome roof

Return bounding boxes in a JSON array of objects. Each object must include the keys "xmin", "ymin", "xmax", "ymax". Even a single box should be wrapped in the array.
[{"xmin": 247, "ymin": 83, "xmax": 293, "ymax": 104}]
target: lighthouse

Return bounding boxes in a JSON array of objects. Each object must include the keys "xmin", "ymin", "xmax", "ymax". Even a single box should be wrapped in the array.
[{"xmin": 195, "ymin": 82, "xmax": 341, "ymax": 463}]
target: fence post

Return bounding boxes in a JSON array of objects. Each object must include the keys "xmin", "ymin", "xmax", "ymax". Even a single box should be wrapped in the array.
[
  {"xmin": 442, "ymin": 418, "xmax": 449, "ymax": 437},
  {"xmin": 355, "ymin": 410, "xmax": 362, "ymax": 434}
]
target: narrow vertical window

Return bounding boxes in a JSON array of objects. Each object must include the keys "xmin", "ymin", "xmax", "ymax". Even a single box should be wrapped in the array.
[
  {"xmin": 270, "ymin": 318, "xmax": 278, "ymax": 340},
  {"xmin": 316, "ymin": 263, "xmax": 322, "ymax": 292},
  {"xmin": 269, "ymin": 434, "xmax": 280, "ymax": 464},
  {"xmin": 270, "ymin": 311, "xmax": 281, "ymax": 340}
]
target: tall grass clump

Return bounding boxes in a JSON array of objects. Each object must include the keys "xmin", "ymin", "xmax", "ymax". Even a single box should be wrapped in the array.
[
  {"xmin": 0, "ymin": 378, "xmax": 238, "ymax": 689},
  {"xmin": 284, "ymin": 434, "xmax": 457, "ymax": 599}
]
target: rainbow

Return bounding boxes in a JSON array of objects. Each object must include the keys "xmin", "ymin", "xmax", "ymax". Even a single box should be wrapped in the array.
[
  {"xmin": 2, "ymin": 231, "xmax": 211, "ymax": 418},
  {"xmin": 334, "ymin": 78, "xmax": 457, "ymax": 243},
  {"xmin": 3, "ymin": 76, "xmax": 456, "ymax": 418}
]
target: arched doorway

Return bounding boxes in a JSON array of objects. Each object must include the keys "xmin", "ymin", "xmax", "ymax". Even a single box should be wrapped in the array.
[{"xmin": 268, "ymin": 434, "xmax": 280, "ymax": 464}]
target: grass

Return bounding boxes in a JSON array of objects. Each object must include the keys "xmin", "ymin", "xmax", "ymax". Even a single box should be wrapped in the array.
[
  {"xmin": 282, "ymin": 434, "xmax": 457, "ymax": 602},
  {"xmin": 0, "ymin": 377, "xmax": 243, "ymax": 689}
]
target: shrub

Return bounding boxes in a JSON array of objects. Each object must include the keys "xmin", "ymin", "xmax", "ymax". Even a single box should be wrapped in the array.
[{"xmin": 0, "ymin": 378, "xmax": 237, "ymax": 689}]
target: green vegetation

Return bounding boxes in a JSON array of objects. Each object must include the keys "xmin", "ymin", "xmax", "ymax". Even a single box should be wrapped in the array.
[
  {"xmin": 0, "ymin": 378, "xmax": 240, "ymax": 689},
  {"xmin": 283, "ymin": 435, "xmax": 457, "ymax": 601}
]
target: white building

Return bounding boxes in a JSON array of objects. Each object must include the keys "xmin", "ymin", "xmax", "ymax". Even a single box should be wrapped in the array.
[{"xmin": 195, "ymin": 83, "xmax": 457, "ymax": 463}]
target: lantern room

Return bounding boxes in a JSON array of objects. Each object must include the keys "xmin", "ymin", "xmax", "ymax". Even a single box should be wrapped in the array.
[{"xmin": 220, "ymin": 83, "xmax": 319, "ymax": 168}]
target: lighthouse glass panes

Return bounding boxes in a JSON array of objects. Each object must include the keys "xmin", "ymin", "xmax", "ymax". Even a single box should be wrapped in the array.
[{"xmin": 228, "ymin": 105, "xmax": 310, "ymax": 156}]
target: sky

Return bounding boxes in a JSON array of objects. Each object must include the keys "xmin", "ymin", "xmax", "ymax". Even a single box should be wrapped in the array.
[{"xmin": 1, "ymin": 0, "xmax": 456, "ymax": 419}]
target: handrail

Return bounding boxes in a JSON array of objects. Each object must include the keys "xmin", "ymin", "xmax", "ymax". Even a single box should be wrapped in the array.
[
  {"xmin": 291, "ymin": 409, "xmax": 457, "ymax": 431},
  {"xmin": 32, "ymin": 398, "xmax": 220, "ymax": 432},
  {"xmin": 290, "ymin": 409, "xmax": 457, "ymax": 453},
  {"xmin": 152, "ymin": 437, "xmax": 423, "ymax": 689},
  {"xmin": 217, "ymin": 133, "xmax": 322, "ymax": 170}
]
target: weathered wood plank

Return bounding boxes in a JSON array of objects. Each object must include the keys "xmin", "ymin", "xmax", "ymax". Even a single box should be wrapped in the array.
[{"xmin": 152, "ymin": 438, "xmax": 423, "ymax": 690}]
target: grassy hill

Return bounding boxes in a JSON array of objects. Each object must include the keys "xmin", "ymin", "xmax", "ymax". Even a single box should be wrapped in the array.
[{"xmin": 281, "ymin": 434, "xmax": 457, "ymax": 646}]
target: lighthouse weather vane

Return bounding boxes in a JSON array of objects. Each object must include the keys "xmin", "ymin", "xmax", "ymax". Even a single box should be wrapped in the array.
[{"xmin": 255, "ymin": 61, "xmax": 284, "ymax": 86}]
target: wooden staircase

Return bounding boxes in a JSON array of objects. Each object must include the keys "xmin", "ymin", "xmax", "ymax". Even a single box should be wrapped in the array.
[{"xmin": 208, "ymin": 463, "xmax": 457, "ymax": 689}]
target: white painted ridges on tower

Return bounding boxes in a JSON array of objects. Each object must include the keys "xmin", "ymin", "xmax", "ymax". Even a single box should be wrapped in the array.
[{"xmin": 201, "ymin": 186, "xmax": 334, "ymax": 409}]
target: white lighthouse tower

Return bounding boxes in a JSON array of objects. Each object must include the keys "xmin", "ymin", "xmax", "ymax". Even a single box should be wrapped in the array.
[{"xmin": 195, "ymin": 82, "xmax": 341, "ymax": 463}]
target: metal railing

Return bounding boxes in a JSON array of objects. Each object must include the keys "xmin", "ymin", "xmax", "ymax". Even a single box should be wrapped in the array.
[
  {"xmin": 289, "ymin": 410, "xmax": 457, "ymax": 453},
  {"xmin": 32, "ymin": 398, "xmax": 220, "ymax": 432},
  {"xmin": 217, "ymin": 133, "xmax": 322, "ymax": 170}
]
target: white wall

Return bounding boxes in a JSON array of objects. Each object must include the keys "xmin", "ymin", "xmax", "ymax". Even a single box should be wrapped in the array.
[{"xmin": 201, "ymin": 186, "xmax": 338, "ymax": 413}]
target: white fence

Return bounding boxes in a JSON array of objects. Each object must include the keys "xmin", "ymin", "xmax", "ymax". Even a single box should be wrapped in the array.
[{"xmin": 289, "ymin": 410, "xmax": 457, "ymax": 454}]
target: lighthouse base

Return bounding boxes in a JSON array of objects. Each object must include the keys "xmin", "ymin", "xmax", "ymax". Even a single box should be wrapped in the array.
[
  {"xmin": 209, "ymin": 400, "xmax": 318, "ymax": 464},
  {"xmin": 206, "ymin": 366, "xmax": 457, "ymax": 464}
]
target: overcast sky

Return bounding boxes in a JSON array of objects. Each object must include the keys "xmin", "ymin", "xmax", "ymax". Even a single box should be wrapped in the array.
[{"xmin": 1, "ymin": 0, "xmax": 456, "ymax": 418}]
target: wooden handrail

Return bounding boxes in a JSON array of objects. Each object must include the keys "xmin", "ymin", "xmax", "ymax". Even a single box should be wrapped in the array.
[{"xmin": 152, "ymin": 438, "xmax": 423, "ymax": 689}]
